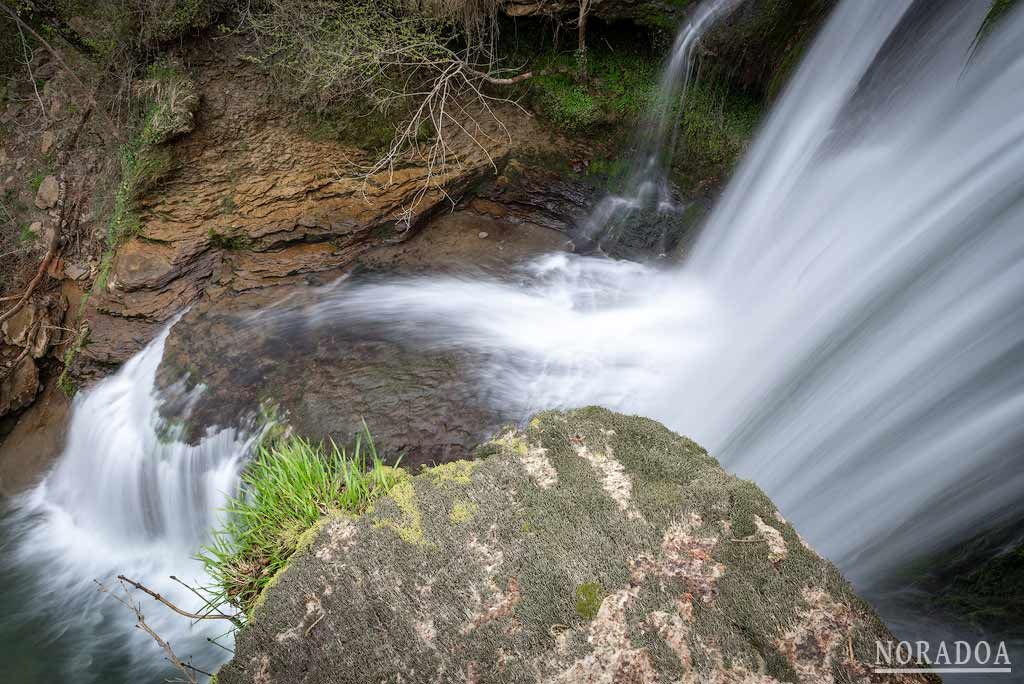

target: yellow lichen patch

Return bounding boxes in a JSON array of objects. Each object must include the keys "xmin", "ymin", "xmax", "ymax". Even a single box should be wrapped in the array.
[
  {"xmin": 449, "ymin": 500, "xmax": 478, "ymax": 524},
  {"xmin": 374, "ymin": 479, "xmax": 427, "ymax": 545},
  {"xmin": 427, "ymin": 460, "xmax": 478, "ymax": 486}
]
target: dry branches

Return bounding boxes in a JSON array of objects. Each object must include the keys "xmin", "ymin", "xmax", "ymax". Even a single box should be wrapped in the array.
[
  {"xmin": 118, "ymin": 574, "xmax": 243, "ymax": 628},
  {"xmin": 246, "ymin": 0, "xmax": 532, "ymax": 225},
  {"xmin": 95, "ymin": 577, "xmax": 209, "ymax": 684}
]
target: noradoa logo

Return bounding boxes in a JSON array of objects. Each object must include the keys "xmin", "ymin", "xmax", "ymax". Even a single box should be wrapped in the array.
[{"xmin": 874, "ymin": 640, "xmax": 1012, "ymax": 675}]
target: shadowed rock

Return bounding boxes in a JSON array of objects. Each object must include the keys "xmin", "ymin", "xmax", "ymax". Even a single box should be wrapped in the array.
[{"xmin": 217, "ymin": 407, "xmax": 937, "ymax": 684}]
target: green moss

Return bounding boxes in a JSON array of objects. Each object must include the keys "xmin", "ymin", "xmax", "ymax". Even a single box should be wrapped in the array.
[
  {"xmin": 374, "ymin": 477, "xmax": 427, "ymax": 545},
  {"xmin": 427, "ymin": 460, "xmax": 478, "ymax": 486},
  {"xmin": 28, "ymin": 170, "xmax": 47, "ymax": 192},
  {"xmin": 574, "ymin": 581, "xmax": 604, "ymax": 621},
  {"xmin": 449, "ymin": 500, "xmax": 477, "ymax": 524},
  {"xmin": 528, "ymin": 49, "xmax": 658, "ymax": 135}
]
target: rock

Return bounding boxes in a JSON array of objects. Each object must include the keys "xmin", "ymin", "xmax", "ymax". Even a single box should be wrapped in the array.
[
  {"xmin": 27, "ymin": 221, "xmax": 42, "ymax": 238},
  {"xmin": 218, "ymin": 408, "xmax": 936, "ymax": 684},
  {"xmin": 1, "ymin": 295, "xmax": 67, "ymax": 359},
  {"xmin": 156, "ymin": 284, "xmax": 510, "ymax": 471},
  {"xmin": 0, "ymin": 346, "xmax": 39, "ymax": 417},
  {"xmin": 34, "ymin": 175, "xmax": 59, "ymax": 209},
  {"xmin": 477, "ymin": 231, "xmax": 489, "ymax": 238},
  {"xmin": 40, "ymin": 131, "xmax": 56, "ymax": 155},
  {"xmin": 63, "ymin": 262, "xmax": 88, "ymax": 281},
  {"xmin": 0, "ymin": 381, "xmax": 71, "ymax": 495}
]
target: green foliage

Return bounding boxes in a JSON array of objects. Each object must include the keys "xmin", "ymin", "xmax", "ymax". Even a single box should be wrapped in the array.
[
  {"xmin": 95, "ymin": 61, "xmax": 193, "ymax": 287},
  {"xmin": 200, "ymin": 428, "xmax": 401, "ymax": 613},
  {"xmin": 674, "ymin": 79, "xmax": 761, "ymax": 191},
  {"xmin": 528, "ymin": 49, "xmax": 659, "ymax": 134},
  {"xmin": 17, "ymin": 223, "xmax": 36, "ymax": 244},
  {"xmin": 28, "ymin": 170, "xmax": 47, "ymax": 192},
  {"xmin": 574, "ymin": 581, "xmax": 604, "ymax": 620}
]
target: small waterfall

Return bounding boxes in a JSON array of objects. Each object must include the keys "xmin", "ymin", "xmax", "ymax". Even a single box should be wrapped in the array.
[
  {"xmin": 0, "ymin": 324, "xmax": 252, "ymax": 682},
  {"xmin": 582, "ymin": 0, "xmax": 742, "ymax": 252}
]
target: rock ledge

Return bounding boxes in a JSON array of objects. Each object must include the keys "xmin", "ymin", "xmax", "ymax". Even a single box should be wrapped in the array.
[{"xmin": 219, "ymin": 407, "xmax": 934, "ymax": 684}]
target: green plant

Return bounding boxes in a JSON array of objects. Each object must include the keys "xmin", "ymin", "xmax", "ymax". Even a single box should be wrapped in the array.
[
  {"xmin": 200, "ymin": 427, "xmax": 401, "ymax": 614},
  {"xmin": 28, "ymin": 169, "xmax": 47, "ymax": 191},
  {"xmin": 17, "ymin": 223, "xmax": 36, "ymax": 243}
]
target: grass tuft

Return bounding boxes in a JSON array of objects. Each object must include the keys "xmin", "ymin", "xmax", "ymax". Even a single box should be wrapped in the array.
[{"xmin": 200, "ymin": 427, "xmax": 401, "ymax": 614}]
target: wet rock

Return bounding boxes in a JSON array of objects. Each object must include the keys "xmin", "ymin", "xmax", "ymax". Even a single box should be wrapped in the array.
[
  {"xmin": 78, "ymin": 38, "xmax": 536, "ymax": 371},
  {"xmin": 0, "ymin": 381, "xmax": 70, "ymax": 495},
  {"xmin": 219, "ymin": 408, "xmax": 936, "ymax": 684},
  {"xmin": 157, "ymin": 285, "xmax": 509, "ymax": 471},
  {"xmin": 63, "ymin": 262, "xmax": 88, "ymax": 281},
  {"xmin": 33, "ymin": 175, "xmax": 58, "ymax": 209},
  {"xmin": 0, "ymin": 346, "xmax": 39, "ymax": 417}
]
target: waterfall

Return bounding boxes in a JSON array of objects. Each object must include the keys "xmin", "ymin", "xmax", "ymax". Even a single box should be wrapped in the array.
[
  {"xmin": 0, "ymin": 324, "xmax": 252, "ymax": 682},
  {"xmin": 313, "ymin": 0, "xmax": 1024, "ymax": 589},
  {"xmin": 582, "ymin": 0, "xmax": 742, "ymax": 250}
]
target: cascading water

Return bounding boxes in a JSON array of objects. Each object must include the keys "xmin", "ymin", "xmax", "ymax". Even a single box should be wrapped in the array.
[
  {"xmin": 297, "ymin": 0, "xmax": 1024, "ymax": 657},
  {"xmin": 582, "ymin": 0, "xmax": 742, "ymax": 252},
  {"xmin": 0, "ymin": 324, "xmax": 252, "ymax": 682},
  {"xmin": 3, "ymin": 0, "xmax": 1022, "ymax": 679}
]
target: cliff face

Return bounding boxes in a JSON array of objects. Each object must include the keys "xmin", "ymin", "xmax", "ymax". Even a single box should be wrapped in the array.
[{"xmin": 218, "ymin": 408, "xmax": 935, "ymax": 684}]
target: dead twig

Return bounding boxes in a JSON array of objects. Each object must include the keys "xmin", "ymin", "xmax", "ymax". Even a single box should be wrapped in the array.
[
  {"xmin": 95, "ymin": 579, "xmax": 199, "ymax": 684},
  {"xmin": 118, "ymin": 575, "xmax": 244, "ymax": 628}
]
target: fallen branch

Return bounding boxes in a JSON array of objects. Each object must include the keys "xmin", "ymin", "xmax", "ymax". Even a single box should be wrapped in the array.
[
  {"xmin": 118, "ymin": 575, "xmax": 243, "ymax": 627},
  {"xmin": 95, "ymin": 579, "xmax": 199, "ymax": 684}
]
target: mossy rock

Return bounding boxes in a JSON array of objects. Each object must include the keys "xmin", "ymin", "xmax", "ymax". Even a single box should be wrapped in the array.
[{"xmin": 217, "ymin": 408, "xmax": 936, "ymax": 683}]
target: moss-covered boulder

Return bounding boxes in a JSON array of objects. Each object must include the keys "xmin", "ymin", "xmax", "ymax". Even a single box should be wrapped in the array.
[{"xmin": 218, "ymin": 407, "xmax": 935, "ymax": 683}]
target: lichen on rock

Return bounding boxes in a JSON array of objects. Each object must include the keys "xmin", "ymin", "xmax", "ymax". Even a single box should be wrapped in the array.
[{"xmin": 216, "ymin": 407, "xmax": 936, "ymax": 683}]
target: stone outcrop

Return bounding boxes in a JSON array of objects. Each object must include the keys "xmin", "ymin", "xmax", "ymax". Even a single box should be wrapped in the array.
[
  {"xmin": 218, "ymin": 408, "xmax": 937, "ymax": 684},
  {"xmin": 0, "ymin": 294, "xmax": 67, "ymax": 420},
  {"xmin": 75, "ymin": 38, "xmax": 553, "ymax": 379}
]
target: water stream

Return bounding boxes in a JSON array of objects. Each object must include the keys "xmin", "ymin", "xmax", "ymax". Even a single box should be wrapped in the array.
[{"xmin": 2, "ymin": 0, "xmax": 1023, "ymax": 680}]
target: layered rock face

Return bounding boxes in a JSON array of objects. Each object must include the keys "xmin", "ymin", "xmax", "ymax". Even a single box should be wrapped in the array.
[
  {"xmin": 77, "ymin": 39, "xmax": 536, "ymax": 377},
  {"xmin": 218, "ymin": 408, "xmax": 935, "ymax": 684}
]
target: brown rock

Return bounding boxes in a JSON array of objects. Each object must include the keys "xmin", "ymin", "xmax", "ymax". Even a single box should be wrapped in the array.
[
  {"xmin": 34, "ymin": 175, "xmax": 59, "ymax": 209},
  {"xmin": 40, "ymin": 130, "xmax": 56, "ymax": 155},
  {"xmin": 0, "ymin": 346, "xmax": 39, "ymax": 417}
]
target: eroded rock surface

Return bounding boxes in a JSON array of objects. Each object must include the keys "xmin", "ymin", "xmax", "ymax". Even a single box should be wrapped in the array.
[
  {"xmin": 76, "ymin": 38, "xmax": 553, "ymax": 378},
  {"xmin": 219, "ymin": 408, "xmax": 936, "ymax": 684}
]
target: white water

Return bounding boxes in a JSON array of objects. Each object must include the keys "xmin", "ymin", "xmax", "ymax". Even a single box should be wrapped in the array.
[
  {"xmin": 3, "ymin": 0, "xmax": 1023, "ymax": 679},
  {"xmin": 1, "ymin": 324, "xmax": 251, "ymax": 681},
  {"xmin": 311, "ymin": 0, "xmax": 1024, "ymax": 585},
  {"xmin": 582, "ymin": 0, "xmax": 741, "ymax": 248}
]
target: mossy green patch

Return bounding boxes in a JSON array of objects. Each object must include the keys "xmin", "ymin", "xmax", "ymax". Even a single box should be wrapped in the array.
[
  {"xmin": 427, "ymin": 460, "xmax": 477, "ymax": 486},
  {"xmin": 449, "ymin": 500, "xmax": 477, "ymax": 524},
  {"xmin": 374, "ymin": 477, "xmax": 427, "ymax": 545},
  {"xmin": 574, "ymin": 581, "xmax": 604, "ymax": 621}
]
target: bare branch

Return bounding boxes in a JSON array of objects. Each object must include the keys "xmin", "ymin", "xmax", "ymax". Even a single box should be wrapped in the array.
[{"xmin": 117, "ymin": 575, "xmax": 244, "ymax": 627}]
